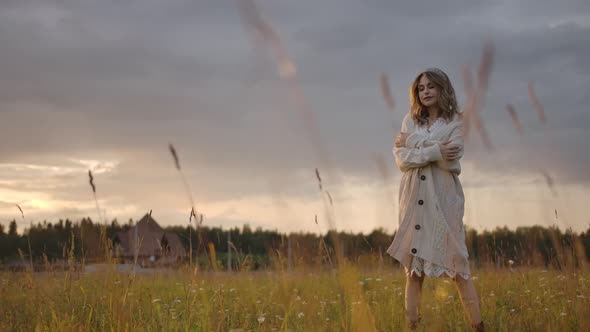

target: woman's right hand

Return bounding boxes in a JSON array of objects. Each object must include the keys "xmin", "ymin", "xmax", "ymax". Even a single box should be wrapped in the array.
[
  {"xmin": 394, "ymin": 132, "xmax": 409, "ymax": 148},
  {"xmin": 439, "ymin": 141, "xmax": 461, "ymax": 160}
]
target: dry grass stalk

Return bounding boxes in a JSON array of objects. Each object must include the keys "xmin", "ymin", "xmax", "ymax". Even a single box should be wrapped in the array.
[
  {"xmin": 461, "ymin": 42, "xmax": 494, "ymax": 149},
  {"xmin": 506, "ymin": 103, "xmax": 524, "ymax": 135},
  {"xmin": 168, "ymin": 143, "xmax": 203, "ymax": 269},
  {"xmin": 238, "ymin": 0, "xmax": 331, "ymax": 170},
  {"xmin": 315, "ymin": 214, "xmax": 333, "ymax": 269},
  {"xmin": 540, "ymin": 169, "xmax": 558, "ymax": 197},
  {"xmin": 88, "ymin": 170, "xmax": 110, "ymax": 263},
  {"xmin": 208, "ymin": 242, "xmax": 218, "ymax": 272},
  {"xmin": 379, "ymin": 72, "xmax": 395, "ymax": 112},
  {"xmin": 528, "ymin": 81, "xmax": 547, "ymax": 125},
  {"xmin": 460, "ymin": 64, "xmax": 475, "ymax": 141},
  {"xmin": 16, "ymin": 204, "xmax": 33, "ymax": 272}
]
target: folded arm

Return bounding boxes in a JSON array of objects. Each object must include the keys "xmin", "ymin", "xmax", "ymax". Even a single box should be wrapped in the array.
[
  {"xmin": 394, "ymin": 117, "xmax": 464, "ymax": 173},
  {"xmin": 393, "ymin": 144, "xmax": 443, "ymax": 172},
  {"xmin": 414, "ymin": 124, "xmax": 464, "ymax": 174}
]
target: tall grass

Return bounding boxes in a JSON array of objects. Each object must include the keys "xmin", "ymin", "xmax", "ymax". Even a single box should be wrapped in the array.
[{"xmin": 0, "ymin": 267, "xmax": 588, "ymax": 331}]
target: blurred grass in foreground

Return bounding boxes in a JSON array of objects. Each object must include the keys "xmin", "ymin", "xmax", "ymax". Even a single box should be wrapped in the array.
[{"xmin": 1, "ymin": 267, "xmax": 588, "ymax": 331}]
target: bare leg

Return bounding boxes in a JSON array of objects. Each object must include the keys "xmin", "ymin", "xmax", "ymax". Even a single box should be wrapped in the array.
[
  {"xmin": 454, "ymin": 276, "xmax": 483, "ymax": 330},
  {"xmin": 405, "ymin": 272, "xmax": 425, "ymax": 326}
]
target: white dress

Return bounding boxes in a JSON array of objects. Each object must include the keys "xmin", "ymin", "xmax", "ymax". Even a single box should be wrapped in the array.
[{"xmin": 386, "ymin": 112, "xmax": 471, "ymax": 280}]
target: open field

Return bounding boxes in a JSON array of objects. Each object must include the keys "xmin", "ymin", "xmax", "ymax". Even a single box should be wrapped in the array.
[{"xmin": 1, "ymin": 267, "xmax": 588, "ymax": 331}]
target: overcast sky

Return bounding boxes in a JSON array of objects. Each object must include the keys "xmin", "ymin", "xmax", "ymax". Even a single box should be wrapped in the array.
[{"xmin": 1, "ymin": 0, "xmax": 589, "ymax": 234}]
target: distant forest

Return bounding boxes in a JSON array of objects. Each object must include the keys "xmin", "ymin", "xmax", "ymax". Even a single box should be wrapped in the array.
[{"xmin": 1, "ymin": 217, "xmax": 589, "ymax": 270}]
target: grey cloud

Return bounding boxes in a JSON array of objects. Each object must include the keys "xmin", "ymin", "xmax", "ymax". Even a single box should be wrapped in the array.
[{"xmin": 0, "ymin": 0, "xmax": 589, "ymax": 209}]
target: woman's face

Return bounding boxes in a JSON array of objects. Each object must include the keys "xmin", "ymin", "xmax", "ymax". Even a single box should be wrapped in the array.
[{"xmin": 417, "ymin": 74, "xmax": 439, "ymax": 109}]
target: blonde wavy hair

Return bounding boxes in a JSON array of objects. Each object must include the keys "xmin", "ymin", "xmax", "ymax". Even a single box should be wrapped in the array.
[{"xmin": 409, "ymin": 68, "xmax": 459, "ymax": 126}]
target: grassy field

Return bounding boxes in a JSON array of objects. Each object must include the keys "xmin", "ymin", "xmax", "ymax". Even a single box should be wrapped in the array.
[{"xmin": 1, "ymin": 266, "xmax": 588, "ymax": 331}]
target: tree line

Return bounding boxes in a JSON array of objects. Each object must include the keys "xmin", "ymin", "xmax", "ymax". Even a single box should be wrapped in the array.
[{"xmin": 1, "ymin": 217, "xmax": 589, "ymax": 270}]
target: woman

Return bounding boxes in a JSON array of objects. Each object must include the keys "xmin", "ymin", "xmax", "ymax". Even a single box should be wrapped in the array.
[{"xmin": 386, "ymin": 68, "xmax": 484, "ymax": 331}]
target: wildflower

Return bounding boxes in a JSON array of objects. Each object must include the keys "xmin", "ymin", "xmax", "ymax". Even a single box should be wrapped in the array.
[
  {"xmin": 297, "ymin": 312, "xmax": 305, "ymax": 318},
  {"xmin": 257, "ymin": 316, "xmax": 265, "ymax": 323},
  {"xmin": 508, "ymin": 260, "xmax": 514, "ymax": 265}
]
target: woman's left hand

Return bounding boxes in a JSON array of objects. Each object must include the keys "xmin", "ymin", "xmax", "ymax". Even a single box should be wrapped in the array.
[{"xmin": 395, "ymin": 132, "xmax": 409, "ymax": 148}]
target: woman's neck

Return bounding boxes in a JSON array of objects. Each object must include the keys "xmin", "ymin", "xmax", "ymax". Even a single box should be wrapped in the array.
[{"xmin": 426, "ymin": 107, "xmax": 441, "ymax": 121}]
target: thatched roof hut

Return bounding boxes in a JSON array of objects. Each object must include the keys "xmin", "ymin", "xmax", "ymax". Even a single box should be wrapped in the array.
[{"xmin": 113, "ymin": 214, "xmax": 186, "ymax": 263}]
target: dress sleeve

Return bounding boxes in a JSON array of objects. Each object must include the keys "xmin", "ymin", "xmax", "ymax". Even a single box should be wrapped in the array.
[
  {"xmin": 405, "ymin": 131, "xmax": 430, "ymax": 148},
  {"xmin": 393, "ymin": 115, "xmax": 443, "ymax": 172},
  {"xmin": 434, "ymin": 120, "xmax": 464, "ymax": 173}
]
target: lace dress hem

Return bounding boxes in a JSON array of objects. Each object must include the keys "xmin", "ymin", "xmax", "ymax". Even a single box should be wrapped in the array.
[{"xmin": 406, "ymin": 256, "xmax": 470, "ymax": 280}]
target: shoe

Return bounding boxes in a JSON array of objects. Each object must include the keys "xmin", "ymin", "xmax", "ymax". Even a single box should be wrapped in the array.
[
  {"xmin": 471, "ymin": 321, "xmax": 484, "ymax": 332},
  {"xmin": 407, "ymin": 316, "xmax": 421, "ymax": 330}
]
